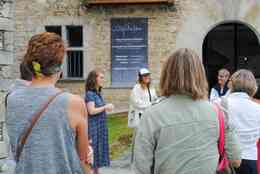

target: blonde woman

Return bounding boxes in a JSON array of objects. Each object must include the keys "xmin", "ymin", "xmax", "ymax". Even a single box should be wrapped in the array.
[
  {"xmin": 226, "ymin": 69, "xmax": 260, "ymax": 174},
  {"xmin": 210, "ymin": 68, "xmax": 230, "ymax": 101},
  {"xmin": 133, "ymin": 48, "xmax": 241, "ymax": 174},
  {"xmin": 128, "ymin": 68, "xmax": 157, "ymax": 128}
]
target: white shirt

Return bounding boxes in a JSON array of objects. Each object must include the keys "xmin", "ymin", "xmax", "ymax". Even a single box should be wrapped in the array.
[
  {"xmin": 210, "ymin": 88, "xmax": 230, "ymax": 101},
  {"xmin": 128, "ymin": 84, "xmax": 157, "ymax": 128},
  {"xmin": 227, "ymin": 92, "xmax": 260, "ymax": 160}
]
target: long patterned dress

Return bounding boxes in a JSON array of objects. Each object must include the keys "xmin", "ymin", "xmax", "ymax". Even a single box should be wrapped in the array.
[{"xmin": 85, "ymin": 90, "xmax": 110, "ymax": 169}]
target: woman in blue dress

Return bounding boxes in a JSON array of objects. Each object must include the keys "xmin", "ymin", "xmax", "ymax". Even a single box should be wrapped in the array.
[{"xmin": 85, "ymin": 69, "xmax": 114, "ymax": 174}]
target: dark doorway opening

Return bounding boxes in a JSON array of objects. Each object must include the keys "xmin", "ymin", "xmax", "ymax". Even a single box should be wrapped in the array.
[{"xmin": 203, "ymin": 22, "xmax": 260, "ymax": 97}]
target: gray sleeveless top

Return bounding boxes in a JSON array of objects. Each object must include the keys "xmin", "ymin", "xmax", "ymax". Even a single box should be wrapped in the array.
[{"xmin": 6, "ymin": 85, "xmax": 83, "ymax": 174}]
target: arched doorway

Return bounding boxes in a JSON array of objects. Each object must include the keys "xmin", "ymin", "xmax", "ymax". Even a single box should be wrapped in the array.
[{"xmin": 203, "ymin": 22, "xmax": 260, "ymax": 94}]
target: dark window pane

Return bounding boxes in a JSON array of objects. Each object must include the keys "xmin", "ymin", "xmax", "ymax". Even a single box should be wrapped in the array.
[
  {"xmin": 45, "ymin": 26, "xmax": 62, "ymax": 36},
  {"xmin": 66, "ymin": 26, "xmax": 83, "ymax": 47},
  {"xmin": 67, "ymin": 51, "xmax": 83, "ymax": 78}
]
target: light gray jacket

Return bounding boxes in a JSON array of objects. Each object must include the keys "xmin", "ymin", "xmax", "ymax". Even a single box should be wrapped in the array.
[{"xmin": 133, "ymin": 95, "xmax": 241, "ymax": 174}]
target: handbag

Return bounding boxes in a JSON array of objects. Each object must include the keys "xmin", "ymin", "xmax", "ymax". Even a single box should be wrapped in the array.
[
  {"xmin": 128, "ymin": 106, "xmax": 142, "ymax": 128},
  {"xmin": 214, "ymin": 104, "xmax": 236, "ymax": 174},
  {"xmin": 257, "ymin": 139, "xmax": 260, "ymax": 174}
]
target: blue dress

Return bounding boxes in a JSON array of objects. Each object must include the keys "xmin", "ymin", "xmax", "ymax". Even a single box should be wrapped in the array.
[{"xmin": 85, "ymin": 90, "xmax": 110, "ymax": 169}]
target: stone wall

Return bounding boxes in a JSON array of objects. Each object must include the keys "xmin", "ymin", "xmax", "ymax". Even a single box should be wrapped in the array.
[
  {"xmin": 13, "ymin": 0, "xmax": 260, "ymax": 112},
  {"xmin": 14, "ymin": 0, "xmax": 186, "ymax": 112},
  {"xmin": 175, "ymin": 0, "xmax": 260, "ymax": 58},
  {"xmin": 0, "ymin": 0, "xmax": 15, "ymax": 158}
]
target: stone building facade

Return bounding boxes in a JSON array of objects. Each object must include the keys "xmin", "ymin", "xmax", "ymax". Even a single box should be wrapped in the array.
[
  {"xmin": 0, "ymin": 0, "xmax": 15, "ymax": 158},
  {"xmin": 6, "ymin": 0, "xmax": 260, "ymax": 113}
]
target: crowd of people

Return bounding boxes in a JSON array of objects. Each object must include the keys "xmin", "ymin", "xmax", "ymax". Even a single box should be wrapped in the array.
[{"xmin": 4, "ymin": 32, "xmax": 260, "ymax": 174}]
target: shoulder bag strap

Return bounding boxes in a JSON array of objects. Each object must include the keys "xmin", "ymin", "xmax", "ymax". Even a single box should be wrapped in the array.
[
  {"xmin": 257, "ymin": 139, "xmax": 260, "ymax": 174},
  {"xmin": 4, "ymin": 92, "xmax": 11, "ymax": 109},
  {"xmin": 147, "ymin": 86, "xmax": 152, "ymax": 102},
  {"xmin": 15, "ymin": 91, "xmax": 64, "ymax": 162},
  {"xmin": 214, "ymin": 104, "xmax": 225, "ymax": 156}
]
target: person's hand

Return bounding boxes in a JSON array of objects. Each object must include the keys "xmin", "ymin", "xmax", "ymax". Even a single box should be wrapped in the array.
[
  {"xmin": 105, "ymin": 103, "xmax": 114, "ymax": 112},
  {"xmin": 85, "ymin": 146, "xmax": 93, "ymax": 165}
]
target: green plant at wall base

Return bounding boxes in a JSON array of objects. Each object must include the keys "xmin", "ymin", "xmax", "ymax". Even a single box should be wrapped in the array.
[
  {"xmin": 80, "ymin": 0, "xmax": 90, "ymax": 5},
  {"xmin": 107, "ymin": 114, "xmax": 134, "ymax": 160}
]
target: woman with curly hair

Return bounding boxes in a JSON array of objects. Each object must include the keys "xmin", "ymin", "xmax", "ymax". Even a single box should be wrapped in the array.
[{"xmin": 6, "ymin": 32, "xmax": 89, "ymax": 174}]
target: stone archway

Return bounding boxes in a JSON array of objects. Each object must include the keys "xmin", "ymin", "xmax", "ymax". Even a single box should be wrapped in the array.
[{"xmin": 202, "ymin": 21, "xmax": 260, "ymax": 90}]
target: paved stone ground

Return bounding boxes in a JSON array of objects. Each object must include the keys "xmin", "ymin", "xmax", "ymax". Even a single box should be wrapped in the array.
[
  {"xmin": 0, "ymin": 153, "xmax": 134, "ymax": 174},
  {"xmin": 0, "ymin": 158, "xmax": 15, "ymax": 174},
  {"xmin": 100, "ymin": 152, "xmax": 133, "ymax": 174}
]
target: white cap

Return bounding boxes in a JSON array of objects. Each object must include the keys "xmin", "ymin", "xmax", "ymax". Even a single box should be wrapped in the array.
[{"xmin": 139, "ymin": 68, "xmax": 150, "ymax": 75}]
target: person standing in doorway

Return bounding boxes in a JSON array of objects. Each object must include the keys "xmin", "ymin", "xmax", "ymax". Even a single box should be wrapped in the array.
[
  {"xmin": 85, "ymin": 69, "xmax": 114, "ymax": 174},
  {"xmin": 210, "ymin": 68, "xmax": 230, "ymax": 101}
]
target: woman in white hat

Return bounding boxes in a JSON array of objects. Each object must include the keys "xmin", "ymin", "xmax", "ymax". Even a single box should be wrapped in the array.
[
  {"xmin": 128, "ymin": 68, "xmax": 158, "ymax": 128},
  {"xmin": 128, "ymin": 68, "xmax": 158, "ymax": 162}
]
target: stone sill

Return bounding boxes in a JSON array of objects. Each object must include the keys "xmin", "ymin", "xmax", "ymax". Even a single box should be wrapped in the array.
[
  {"xmin": 58, "ymin": 80, "xmax": 133, "ymax": 90},
  {"xmin": 59, "ymin": 78, "xmax": 85, "ymax": 83}
]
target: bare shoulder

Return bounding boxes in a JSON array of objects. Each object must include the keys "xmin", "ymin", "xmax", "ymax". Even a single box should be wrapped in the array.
[
  {"xmin": 67, "ymin": 94, "xmax": 87, "ymax": 118},
  {"xmin": 68, "ymin": 94, "xmax": 85, "ymax": 105},
  {"xmin": 66, "ymin": 94, "xmax": 87, "ymax": 130}
]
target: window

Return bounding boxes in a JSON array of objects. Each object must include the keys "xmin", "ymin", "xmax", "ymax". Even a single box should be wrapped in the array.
[
  {"xmin": 45, "ymin": 25, "xmax": 84, "ymax": 79},
  {"xmin": 67, "ymin": 51, "xmax": 83, "ymax": 77},
  {"xmin": 66, "ymin": 26, "xmax": 83, "ymax": 47},
  {"xmin": 45, "ymin": 26, "xmax": 62, "ymax": 36},
  {"xmin": 0, "ymin": 30, "xmax": 4, "ymax": 50},
  {"xmin": 66, "ymin": 26, "xmax": 84, "ymax": 78}
]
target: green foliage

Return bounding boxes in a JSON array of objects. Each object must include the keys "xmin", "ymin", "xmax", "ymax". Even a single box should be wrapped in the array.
[{"xmin": 107, "ymin": 113, "xmax": 134, "ymax": 160}]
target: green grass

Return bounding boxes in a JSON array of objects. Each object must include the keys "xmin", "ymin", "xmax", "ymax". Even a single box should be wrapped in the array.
[{"xmin": 107, "ymin": 113, "xmax": 134, "ymax": 160}]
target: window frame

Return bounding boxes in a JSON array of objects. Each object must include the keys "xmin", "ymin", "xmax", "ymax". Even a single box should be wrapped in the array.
[
  {"xmin": 45, "ymin": 25, "xmax": 85, "ymax": 80},
  {"xmin": 65, "ymin": 25, "xmax": 84, "ymax": 79}
]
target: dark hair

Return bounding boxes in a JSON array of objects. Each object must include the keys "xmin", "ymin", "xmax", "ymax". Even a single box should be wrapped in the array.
[
  {"xmin": 85, "ymin": 69, "xmax": 103, "ymax": 93},
  {"xmin": 20, "ymin": 62, "xmax": 33, "ymax": 81},
  {"xmin": 138, "ymin": 73, "xmax": 150, "ymax": 89},
  {"xmin": 23, "ymin": 32, "xmax": 65, "ymax": 77}
]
